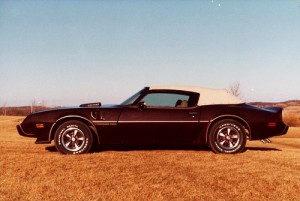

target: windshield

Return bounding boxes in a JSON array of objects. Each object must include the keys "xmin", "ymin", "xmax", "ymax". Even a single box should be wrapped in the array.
[{"xmin": 120, "ymin": 88, "xmax": 145, "ymax": 105}]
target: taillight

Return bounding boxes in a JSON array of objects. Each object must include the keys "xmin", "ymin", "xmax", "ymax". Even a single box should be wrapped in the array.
[{"xmin": 268, "ymin": 122, "xmax": 277, "ymax": 127}]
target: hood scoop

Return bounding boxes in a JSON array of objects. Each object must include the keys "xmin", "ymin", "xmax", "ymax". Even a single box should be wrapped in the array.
[{"xmin": 80, "ymin": 102, "xmax": 101, "ymax": 107}]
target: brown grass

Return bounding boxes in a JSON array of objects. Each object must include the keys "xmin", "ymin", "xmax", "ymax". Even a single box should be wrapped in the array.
[
  {"xmin": 0, "ymin": 116, "xmax": 299, "ymax": 201},
  {"xmin": 283, "ymin": 106, "xmax": 300, "ymax": 127}
]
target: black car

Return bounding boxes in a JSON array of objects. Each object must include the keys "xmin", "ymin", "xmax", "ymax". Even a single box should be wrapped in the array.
[{"xmin": 17, "ymin": 86, "xmax": 289, "ymax": 154}]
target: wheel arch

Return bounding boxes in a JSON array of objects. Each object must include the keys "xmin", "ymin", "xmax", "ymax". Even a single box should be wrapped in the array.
[
  {"xmin": 206, "ymin": 115, "xmax": 251, "ymax": 144},
  {"xmin": 49, "ymin": 115, "xmax": 100, "ymax": 144}
]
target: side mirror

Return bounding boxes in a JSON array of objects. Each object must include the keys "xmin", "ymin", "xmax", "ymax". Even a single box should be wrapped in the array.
[{"xmin": 137, "ymin": 101, "xmax": 147, "ymax": 110}]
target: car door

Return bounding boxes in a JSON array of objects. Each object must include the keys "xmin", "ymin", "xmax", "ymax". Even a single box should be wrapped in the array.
[{"xmin": 117, "ymin": 91, "xmax": 200, "ymax": 145}]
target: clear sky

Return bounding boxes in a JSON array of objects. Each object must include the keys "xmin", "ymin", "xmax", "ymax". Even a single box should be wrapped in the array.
[{"xmin": 0, "ymin": 0, "xmax": 299, "ymax": 106}]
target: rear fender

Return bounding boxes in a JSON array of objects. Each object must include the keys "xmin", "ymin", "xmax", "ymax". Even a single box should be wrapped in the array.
[{"xmin": 206, "ymin": 115, "xmax": 251, "ymax": 143}]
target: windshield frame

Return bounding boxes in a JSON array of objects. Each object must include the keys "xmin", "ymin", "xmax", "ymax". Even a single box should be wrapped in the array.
[{"xmin": 120, "ymin": 87, "xmax": 148, "ymax": 106}]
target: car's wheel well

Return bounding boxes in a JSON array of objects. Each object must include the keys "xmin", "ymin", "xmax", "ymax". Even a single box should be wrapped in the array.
[
  {"xmin": 206, "ymin": 115, "xmax": 251, "ymax": 144},
  {"xmin": 50, "ymin": 117, "xmax": 100, "ymax": 145}
]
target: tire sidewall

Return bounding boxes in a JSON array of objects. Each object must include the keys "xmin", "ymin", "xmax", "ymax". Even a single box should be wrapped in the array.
[
  {"xmin": 209, "ymin": 120, "xmax": 246, "ymax": 154},
  {"xmin": 54, "ymin": 121, "xmax": 93, "ymax": 154}
]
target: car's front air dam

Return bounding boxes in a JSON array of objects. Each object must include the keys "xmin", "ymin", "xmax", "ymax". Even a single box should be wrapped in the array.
[{"xmin": 16, "ymin": 124, "xmax": 36, "ymax": 138}]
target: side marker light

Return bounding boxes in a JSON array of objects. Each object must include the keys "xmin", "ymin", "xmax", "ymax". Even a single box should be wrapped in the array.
[{"xmin": 36, "ymin": 124, "xmax": 44, "ymax": 128}]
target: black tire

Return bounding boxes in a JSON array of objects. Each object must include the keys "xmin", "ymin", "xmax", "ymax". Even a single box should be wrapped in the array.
[
  {"xmin": 208, "ymin": 119, "xmax": 246, "ymax": 154},
  {"xmin": 54, "ymin": 120, "xmax": 93, "ymax": 154}
]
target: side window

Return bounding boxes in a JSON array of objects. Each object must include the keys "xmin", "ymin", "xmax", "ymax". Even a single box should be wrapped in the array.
[{"xmin": 141, "ymin": 93, "xmax": 190, "ymax": 107}]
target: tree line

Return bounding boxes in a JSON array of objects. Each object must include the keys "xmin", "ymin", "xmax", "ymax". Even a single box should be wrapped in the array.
[{"xmin": 1, "ymin": 106, "xmax": 53, "ymax": 116}]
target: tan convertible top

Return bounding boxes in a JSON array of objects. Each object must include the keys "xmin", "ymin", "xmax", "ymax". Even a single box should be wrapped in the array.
[{"xmin": 150, "ymin": 86, "xmax": 244, "ymax": 106}]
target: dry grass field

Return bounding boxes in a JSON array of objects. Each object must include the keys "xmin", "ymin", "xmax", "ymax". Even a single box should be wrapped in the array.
[
  {"xmin": 0, "ymin": 116, "xmax": 299, "ymax": 201},
  {"xmin": 283, "ymin": 106, "xmax": 300, "ymax": 127}
]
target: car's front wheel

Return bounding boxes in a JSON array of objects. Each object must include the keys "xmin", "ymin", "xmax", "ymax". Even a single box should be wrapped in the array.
[
  {"xmin": 54, "ymin": 120, "xmax": 93, "ymax": 154},
  {"xmin": 208, "ymin": 119, "xmax": 246, "ymax": 154}
]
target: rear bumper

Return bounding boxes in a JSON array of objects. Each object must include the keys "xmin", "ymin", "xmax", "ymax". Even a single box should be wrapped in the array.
[
  {"xmin": 273, "ymin": 124, "xmax": 289, "ymax": 137},
  {"xmin": 250, "ymin": 123, "xmax": 289, "ymax": 140},
  {"xmin": 281, "ymin": 125, "xmax": 289, "ymax": 135}
]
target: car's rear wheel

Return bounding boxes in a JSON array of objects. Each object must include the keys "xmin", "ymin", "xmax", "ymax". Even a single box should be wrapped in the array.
[
  {"xmin": 208, "ymin": 119, "xmax": 246, "ymax": 154},
  {"xmin": 54, "ymin": 120, "xmax": 93, "ymax": 154}
]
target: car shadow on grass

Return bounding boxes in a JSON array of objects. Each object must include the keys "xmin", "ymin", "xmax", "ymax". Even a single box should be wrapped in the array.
[
  {"xmin": 45, "ymin": 146, "xmax": 57, "ymax": 152},
  {"xmin": 94, "ymin": 144, "xmax": 212, "ymax": 152},
  {"xmin": 245, "ymin": 147, "xmax": 282, "ymax": 152},
  {"xmin": 45, "ymin": 145, "xmax": 281, "ymax": 153},
  {"xmin": 45, "ymin": 145, "xmax": 211, "ymax": 153}
]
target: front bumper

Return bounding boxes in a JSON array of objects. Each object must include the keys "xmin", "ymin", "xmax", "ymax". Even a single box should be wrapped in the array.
[
  {"xmin": 17, "ymin": 124, "xmax": 52, "ymax": 144},
  {"xmin": 17, "ymin": 124, "xmax": 36, "ymax": 138}
]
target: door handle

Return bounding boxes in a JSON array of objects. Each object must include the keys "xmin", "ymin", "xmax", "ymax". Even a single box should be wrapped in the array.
[{"xmin": 188, "ymin": 112, "xmax": 198, "ymax": 116}]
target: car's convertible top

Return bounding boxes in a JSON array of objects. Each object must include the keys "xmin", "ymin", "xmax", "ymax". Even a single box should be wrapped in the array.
[{"xmin": 150, "ymin": 86, "xmax": 244, "ymax": 106}]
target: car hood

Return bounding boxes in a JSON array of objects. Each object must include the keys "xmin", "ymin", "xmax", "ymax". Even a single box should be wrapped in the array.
[{"xmin": 30, "ymin": 104, "xmax": 123, "ymax": 115}]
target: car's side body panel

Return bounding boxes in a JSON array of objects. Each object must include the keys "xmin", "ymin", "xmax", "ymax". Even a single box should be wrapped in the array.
[
  {"xmin": 17, "ymin": 86, "xmax": 289, "ymax": 152},
  {"xmin": 89, "ymin": 106, "xmax": 123, "ymax": 144},
  {"xmin": 17, "ymin": 103, "xmax": 288, "ymax": 146},
  {"xmin": 118, "ymin": 106, "xmax": 200, "ymax": 145}
]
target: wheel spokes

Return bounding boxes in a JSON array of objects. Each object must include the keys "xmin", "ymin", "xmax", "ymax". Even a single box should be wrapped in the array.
[
  {"xmin": 65, "ymin": 141, "xmax": 71, "ymax": 147},
  {"xmin": 74, "ymin": 142, "xmax": 80, "ymax": 150},
  {"xmin": 219, "ymin": 139, "xmax": 226, "ymax": 145},
  {"xmin": 61, "ymin": 128, "xmax": 85, "ymax": 151},
  {"xmin": 217, "ymin": 126, "xmax": 240, "ymax": 150},
  {"xmin": 65, "ymin": 133, "xmax": 72, "ymax": 139},
  {"xmin": 231, "ymin": 134, "xmax": 238, "ymax": 139}
]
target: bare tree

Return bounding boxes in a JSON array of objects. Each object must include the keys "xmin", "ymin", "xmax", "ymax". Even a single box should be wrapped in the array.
[
  {"xmin": 31, "ymin": 99, "xmax": 36, "ymax": 113},
  {"xmin": 2, "ymin": 103, "xmax": 7, "ymax": 116},
  {"xmin": 228, "ymin": 82, "xmax": 241, "ymax": 98},
  {"xmin": 41, "ymin": 100, "xmax": 47, "ymax": 107}
]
